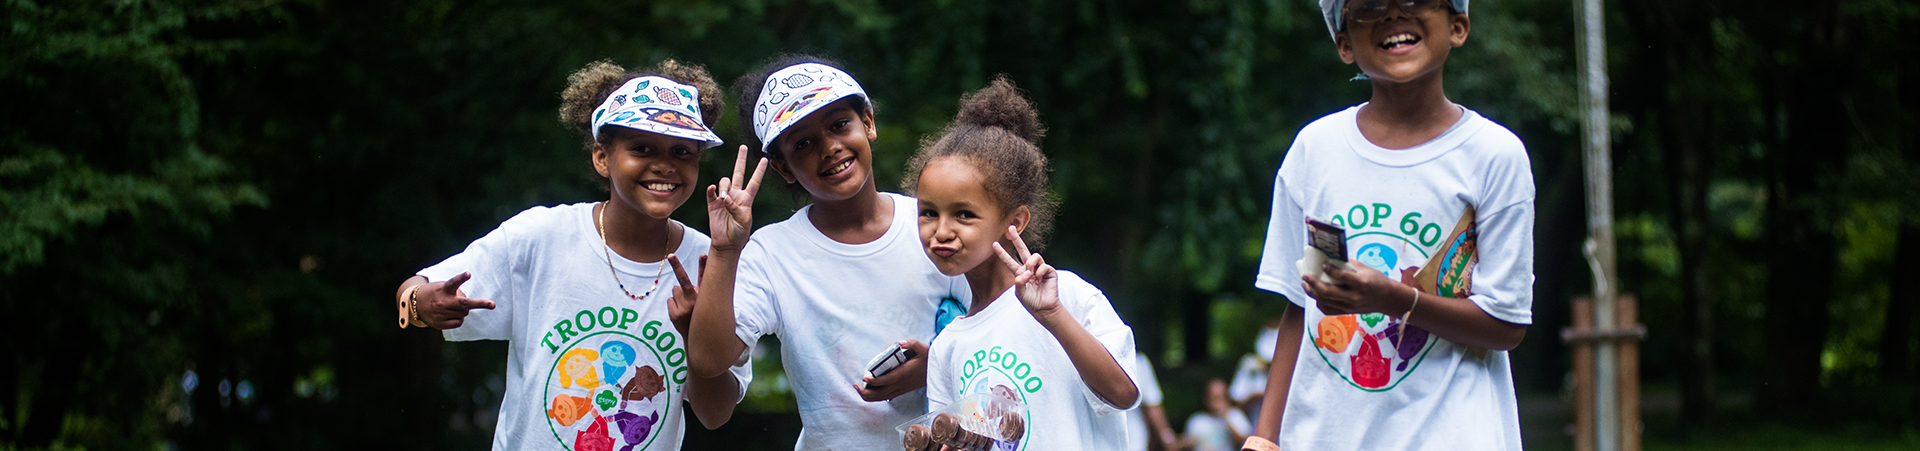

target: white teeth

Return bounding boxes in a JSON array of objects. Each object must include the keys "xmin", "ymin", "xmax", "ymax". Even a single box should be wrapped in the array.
[
  {"xmin": 825, "ymin": 160, "xmax": 852, "ymax": 175},
  {"xmin": 644, "ymin": 183, "xmax": 676, "ymax": 191},
  {"xmin": 1382, "ymin": 34, "xmax": 1417, "ymax": 47}
]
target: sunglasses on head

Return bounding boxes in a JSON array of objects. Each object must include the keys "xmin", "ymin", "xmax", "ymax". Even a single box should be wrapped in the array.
[{"xmin": 1344, "ymin": 0, "xmax": 1453, "ymax": 25}]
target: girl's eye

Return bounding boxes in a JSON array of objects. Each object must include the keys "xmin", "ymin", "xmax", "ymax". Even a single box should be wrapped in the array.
[
  {"xmin": 920, "ymin": 209, "xmax": 939, "ymax": 218},
  {"xmin": 673, "ymin": 147, "xmax": 693, "ymax": 156},
  {"xmin": 792, "ymin": 139, "xmax": 811, "ymax": 152},
  {"xmin": 832, "ymin": 119, "xmax": 850, "ymax": 132},
  {"xmin": 957, "ymin": 210, "xmax": 977, "ymax": 220}
]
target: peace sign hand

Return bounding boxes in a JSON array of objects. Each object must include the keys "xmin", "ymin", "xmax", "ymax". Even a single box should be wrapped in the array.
[
  {"xmin": 991, "ymin": 225, "xmax": 1061, "ymax": 318},
  {"xmin": 707, "ymin": 145, "xmax": 769, "ymax": 253},
  {"xmin": 666, "ymin": 253, "xmax": 707, "ymax": 336}
]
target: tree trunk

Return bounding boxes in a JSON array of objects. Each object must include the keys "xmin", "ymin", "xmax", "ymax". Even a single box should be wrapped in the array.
[
  {"xmin": 1882, "ymin": 226, "xmax": 1919, "ymax": 382},
  {"xmin": 1622, "ymin": 0, "xmax": 1717, "ymax": 425},
  {"xmin": 1665, "ymin": 104, "xmax": 1715, "ymax": 426},
  {"xmin": 1758, "ymin": 0, "xmax": 1850, "ymax": 418}
]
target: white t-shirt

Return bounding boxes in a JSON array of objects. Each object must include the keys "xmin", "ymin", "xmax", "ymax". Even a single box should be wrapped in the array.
[
  {"xmin": 926, "ymin": 270, "xmax": 1139, "ymax": 451},
  {"xmin": 730, "ymin": 192, "xmax": 970, "ymax": 450},
  {"xmin": 1254, "ymin": 105, "xmax": 1535, "ymax": 451},
  {"xmin": 419, "ymin": 203, "xmax": 753, "ymax": 451},
  {"xmin": 1184, "ymin": 410, "xmax": 1253, "ymax": 451},
  {"xmin": 1125, "ymin": 354, "xmax": 1164, "ymax": 451},
  {"xmin": 1227, "ymin": 353, "xmax": 1267, "ymax": 404}
]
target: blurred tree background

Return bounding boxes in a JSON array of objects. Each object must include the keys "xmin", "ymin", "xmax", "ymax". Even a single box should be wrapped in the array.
[{"xmin": 2, "ymin": 0, "xmax": 1917, "ymax": 449}]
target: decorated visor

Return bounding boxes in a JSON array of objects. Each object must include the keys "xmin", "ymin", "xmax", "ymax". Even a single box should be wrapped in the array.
[
  {"xmin": 1318, "ymin": 0, "xmax": 1469, "ymax": 42},
  {"xmin": 751, "ymin": 63, "xmax": 869, "ymax": 149},
  {"xmin": 591, "ymin": 76, "xmax": 724, "ymax": 149}
]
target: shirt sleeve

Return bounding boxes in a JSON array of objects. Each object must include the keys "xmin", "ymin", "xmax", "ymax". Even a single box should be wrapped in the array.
[
  {"xmin": 1072, "ymin": 278, "xmax": 1141, "ymax": 414},
  {"xmin": 1255, "ymin": 152, "xmax": 1312, "ymax": 309},
  {"xmin": 926, "ymin": 340, "xmax": 954, "ymax": 414},
  {"xmin": 1467, "ymin": 135, "xmax": 1537, "ymax": 325},
  {"xmin": 730, "ymin": 242, "xmax": 780, "ymax": 366},
  {"xmin": 1133, "ymin": 355, "xmax": 1163, "ymax": 406},
  {"xmin": 419, "ymin": 211, "xmax": 539, "ymax": 342}
]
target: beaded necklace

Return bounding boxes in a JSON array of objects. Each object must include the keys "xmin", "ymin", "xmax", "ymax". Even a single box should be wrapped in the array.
[{"xmin": 596, "ymin": 202, "xmax": 670, "ymax": 300}]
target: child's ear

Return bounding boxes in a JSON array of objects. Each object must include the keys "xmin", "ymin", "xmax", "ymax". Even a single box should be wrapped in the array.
[
  {"xmin": 591, "ymin": 142, "xmax": 611, "ymax": 178},
  {"xmin": 1009, "ymin": 205, "xmax": 1033, "ymax": 236},
  {"xmin": 1335, "ymin": 32, "xmax": 1358, "ymax": 64},
  {"xmin": 1449, "ymin": 13, "xmax": 1471, "ymax": 47},
  {"xmin": 768, "ymin": 158, "xmax": 800, "ymax": 184},
  {"xmin": 860, "ymin": 108, "xmax": 879, "ymax": 142}
]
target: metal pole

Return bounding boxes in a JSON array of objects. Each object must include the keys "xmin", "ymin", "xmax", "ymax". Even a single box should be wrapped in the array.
[{"xmin": 1576, "ymin": 0, "xmax": 1619, "ymax": 450}]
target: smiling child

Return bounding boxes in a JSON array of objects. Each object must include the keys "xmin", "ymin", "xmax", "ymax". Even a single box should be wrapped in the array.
[{"xmin": 1246, "ymin": 1, "xmax": 1537, "ymax": 450}]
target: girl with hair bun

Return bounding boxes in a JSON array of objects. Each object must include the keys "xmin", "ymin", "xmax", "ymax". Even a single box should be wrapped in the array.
[
  {"xmin": 908, "ymin": 76, "xmax": 1142, "ymax": 450},
  {"xmin": 394, "ymin": 59, "xmax": 752, "ymax": 451}
]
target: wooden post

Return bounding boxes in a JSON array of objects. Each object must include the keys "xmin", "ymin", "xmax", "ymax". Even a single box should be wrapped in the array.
[
  {"xmin": 1618, "ymin": 296, "xmax": 1641, "ymax": 451},
  {"xmin": 1572, "ymin": 297, "xmax": 1595, "ymax": 451}
]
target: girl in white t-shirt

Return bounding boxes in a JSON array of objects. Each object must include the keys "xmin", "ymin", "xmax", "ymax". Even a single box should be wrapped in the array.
[
  {"xmin": 684, "ymin": 56, "xmax": 970, "ymax": 449},
  {"xmin": 394, "ymin": 60, "xmax": 752, "ymax": 451},
  {"xmin": 905, "ymin": 77, "xmax": 1141, "ymax": 450}
]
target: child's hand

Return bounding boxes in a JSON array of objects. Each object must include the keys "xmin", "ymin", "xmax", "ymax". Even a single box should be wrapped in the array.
[
  {"xmin": 992, "ymin": 225, "xmax": 1061, "ymax": 319},
  {"xmin": 419, "ymin": 272, "xmax": 496, "ymax": 330},
  {"xmin": 666, "ymin": 253, "xmax": 707, "ymax": 336},
  {"xmin": 855, "ymin": 339, "xmax": 931, "ymax": 402},
  {"xmin": 707, "ymin": 145, "xmax": 768, "ymax": 254},
  {"xmin": 1303, "ymin": 262, "xmax": 1413, "ymax": 316}
]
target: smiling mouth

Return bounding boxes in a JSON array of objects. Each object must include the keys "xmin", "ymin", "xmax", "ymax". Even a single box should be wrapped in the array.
[
  {"xmin": 643, "ymin": 182, "xmax": 680, "ymax": 192},
  {"xmin": 1380, "ymin": 33, "xmax": 1421, "ymax": 50},
  {"xmin": 820, "ymin": 159, "xmax": 853, "ymax": 177}
]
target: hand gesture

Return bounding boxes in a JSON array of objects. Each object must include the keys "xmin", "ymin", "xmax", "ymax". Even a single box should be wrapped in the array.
[
  {"xmin": 667, "ymin": 253, "xmax": 708, "ymax": 336},
  {"xmin": 707, "ymin": 145, "xmax": 769, "ymax": 253},
  {"xmin": 855, "ymin": 339, "xmax": 932, "ymax": 402},
  {"xmin": 991, "ymin": 225, "xmax": 1061, "ymax": 317},
  {"xmin": 1303, "ymin": 262, "xmax": 1409, "ymax": 316},
  {"xmin": 418, "ymin": 272, "xmax": 497, "ymax": 329}
]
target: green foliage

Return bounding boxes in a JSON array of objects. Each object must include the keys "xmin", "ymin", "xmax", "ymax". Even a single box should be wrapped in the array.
[{"xmin": 1, "ymin": 0, "xmax": 1914, "ymax": 449}]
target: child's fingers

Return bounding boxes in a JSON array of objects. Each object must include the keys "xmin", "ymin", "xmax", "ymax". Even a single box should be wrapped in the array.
[
  {"xmin": 458, "ymin": 297, "xmax": 496, "ymax": 311},
  {"xmin": 744, "ymin": 158, "xmax": 769, "ymax": 197},
  {"xmin": 697, "ymin": 253, "xmax": 709, "ymax": 279},
  {"xmin": 992, "ymin": 242, "xmax": 1024, "ymax": 274},
  {"xmin": 1006, "ymin": 225, "xmax": 1032, "ymax": 258},
  {"xmin": 731, "ymin": 145, "xmax": 749, "ymax": 189},
  {"xmin": 442, "ymin": 272, "xmax": 472, "ymax": 295},
  {"xmin": 667, "ymin": 254, "xmax": 695, "ymax": 293}
]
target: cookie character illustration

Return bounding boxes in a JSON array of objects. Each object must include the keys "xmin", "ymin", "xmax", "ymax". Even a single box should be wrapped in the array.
[
  {"xmin": 575, "ymin": 414, "xmax": 615, "ymax": 451},
  {"xmin": 620, "ymin": 365, "xmax": 666, "ymax": 402},
  {"xmin": 600, "ymin": 341, "xmax": 636, "ymax": 384},
  {"xmin": 613, "ymin": 410, "xmax": 661, "ymax": 451},
  {"xmin": 1354, "ymin": 243, "xmax": 1398, "ymax": 274},
  {"xmin": 1316, "ymin": 315, "xmax": 1360, "ymax": 353},
  {"xmin": 547, "ymin": 394, "xmax": 593, "ymax": 426},
  {"xmin": 1351, "ymin": 334, "xmax": 1391, "ymax": 389},
  {"xmin": 559, "ymin": 348, "xmax": 603, "ymax": 389},
  {"xmin": 1383, "ymin": 320, "xmax": 1431, "ymax": 372}
]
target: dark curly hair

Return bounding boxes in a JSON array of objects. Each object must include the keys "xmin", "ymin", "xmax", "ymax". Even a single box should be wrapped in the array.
[
  {"xmin": 903, "ymin": 76, "xmax": 1058, "ymax": 251},
  {"xmin": 730, "ymin": 54, "xmax": 873, "ymax": 196},
  {"xmin": 559, "ymin": 59, "xmax": 724, "ymax": 188}
]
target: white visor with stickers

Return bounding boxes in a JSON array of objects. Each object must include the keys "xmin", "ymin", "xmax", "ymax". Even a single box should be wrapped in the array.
[
  {"xmin": 590, "ymin": 76, "xmax": 724, "ymax": 149},
  {"xmin": 1318, "ymin": 0, "xmax": 1469, "ymax": 42},
  {"xmin": 751, "ymin": 63, "xmax": 870, "ymax": 150}
]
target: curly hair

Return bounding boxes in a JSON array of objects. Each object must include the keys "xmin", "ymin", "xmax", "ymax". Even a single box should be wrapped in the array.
[
  {"xmin": 903, "ymin": 76, "xmax": 1058, "ymax": 251},
  {"xmin": 557, "ymin": 59, "xmax": 724, "ymax": 189},
  {"xmin": 730, "ymin": 54, "xmax": 873, "ymax": 197}
]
